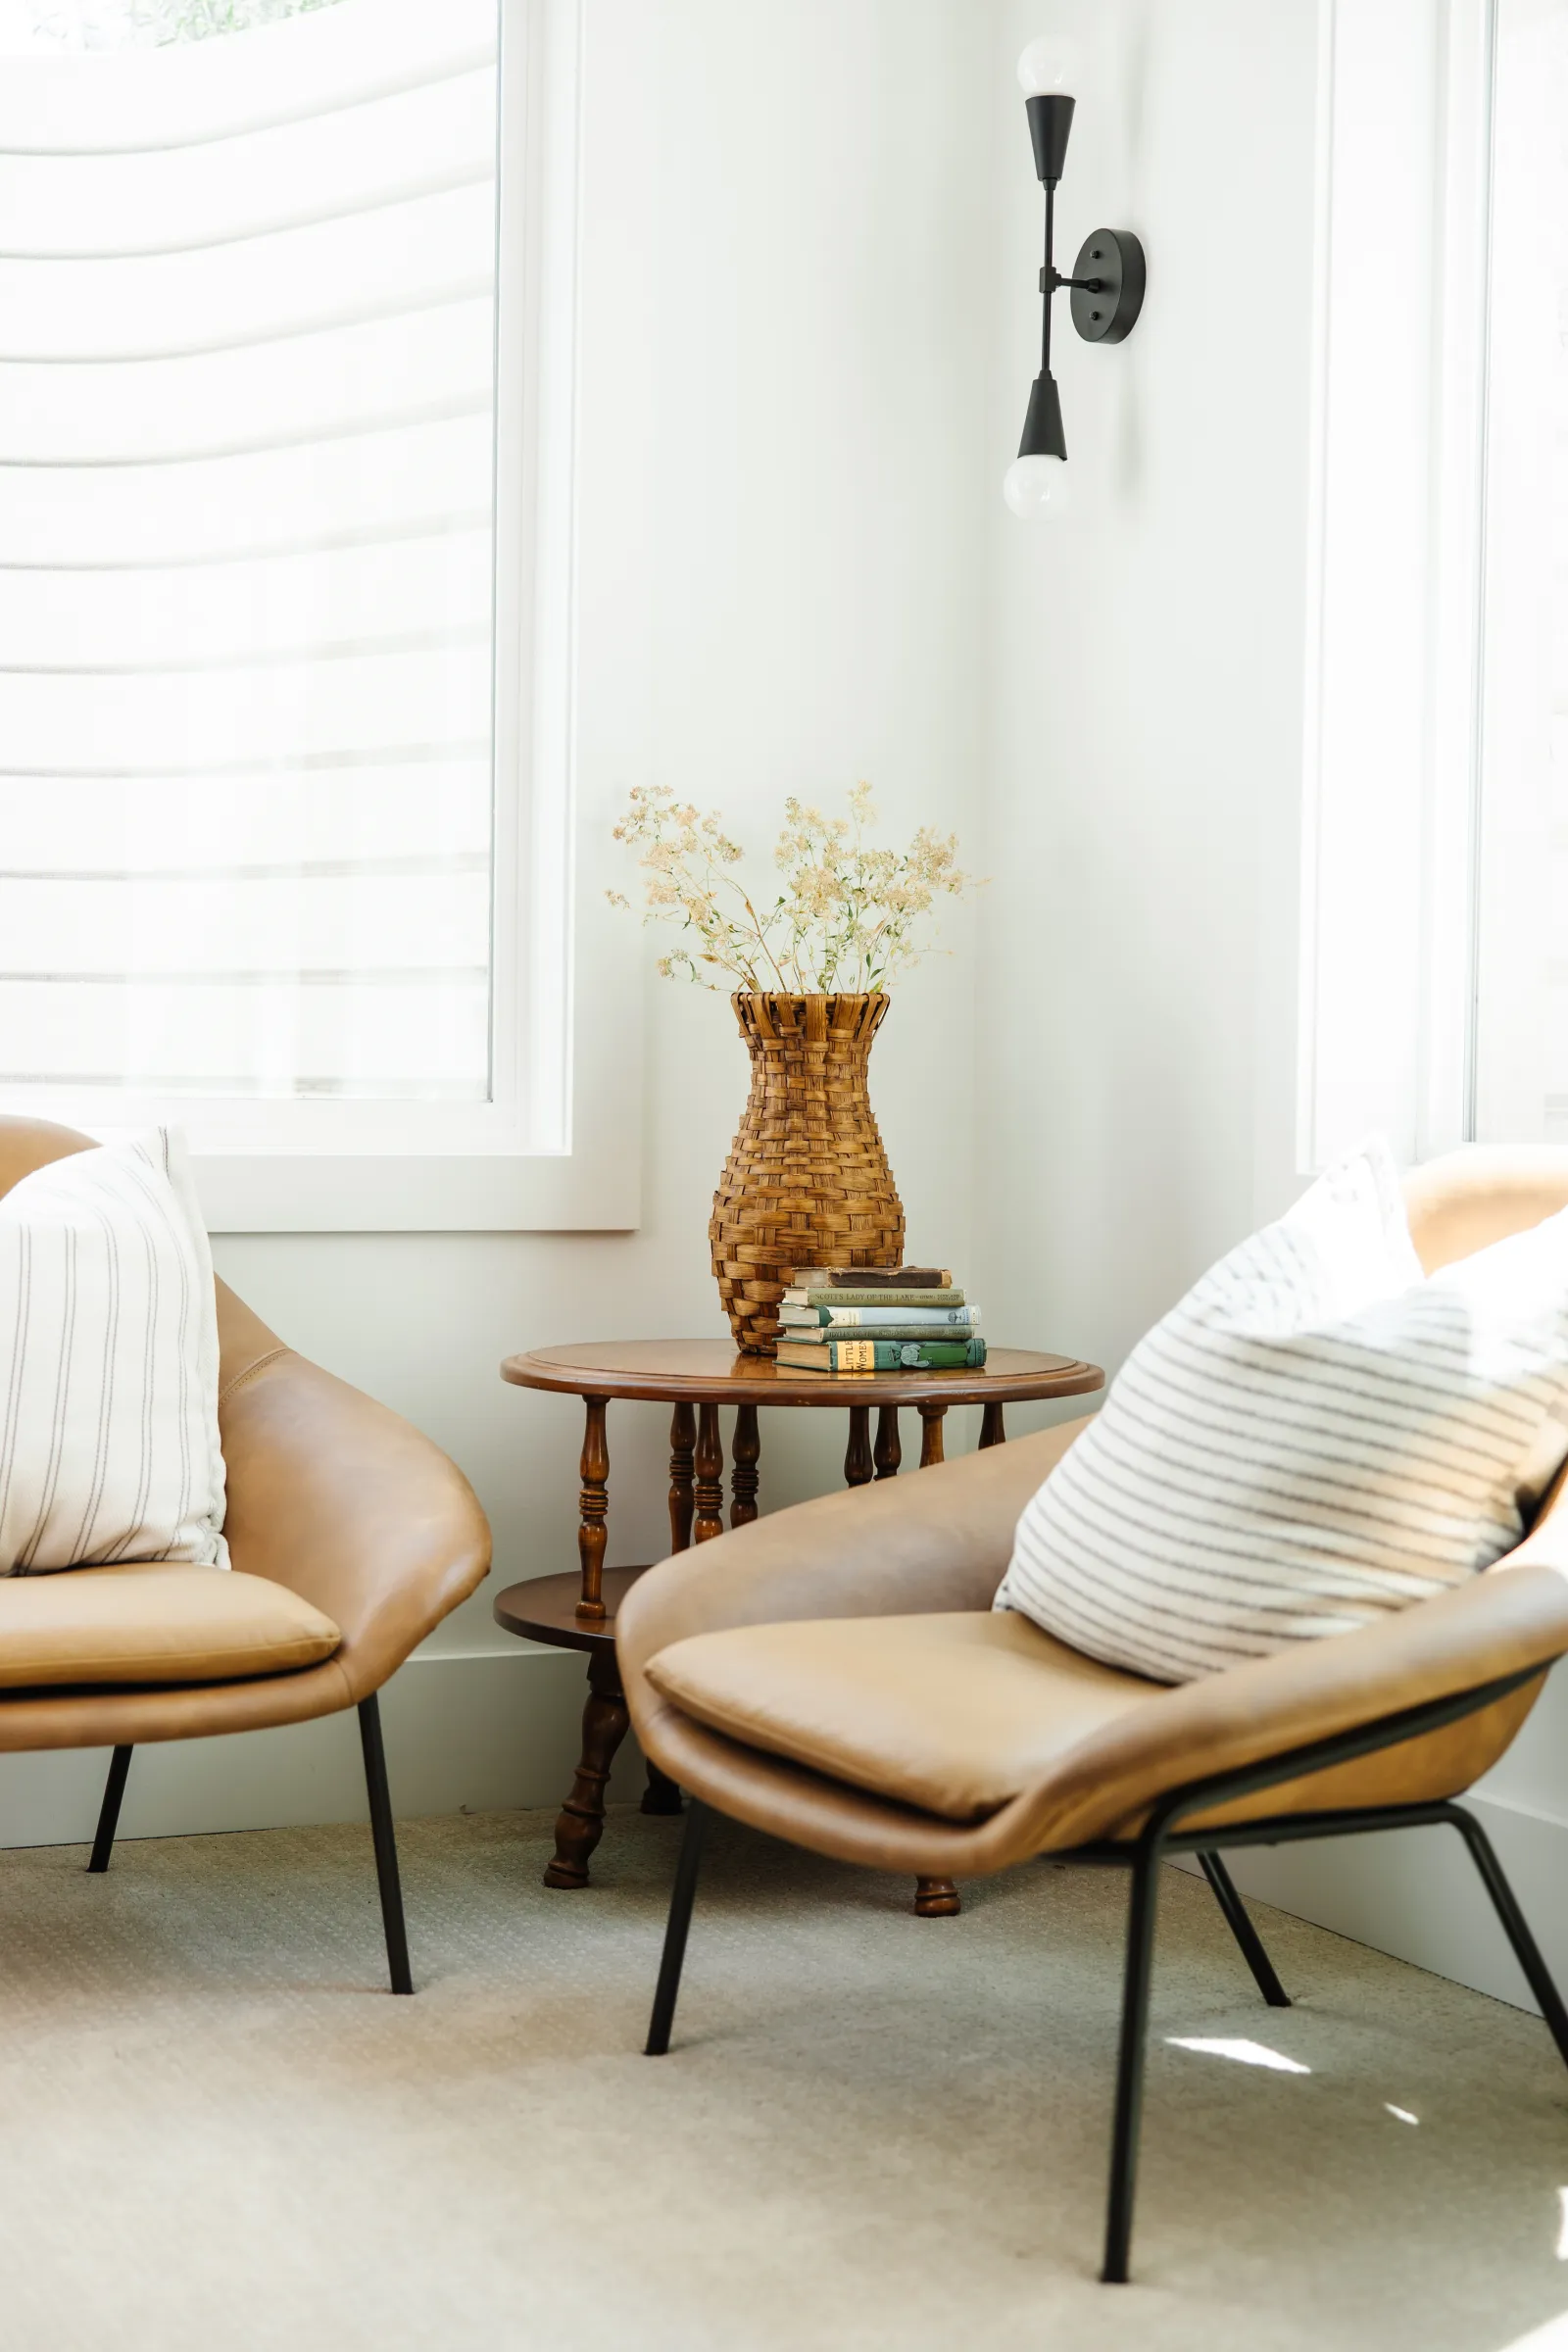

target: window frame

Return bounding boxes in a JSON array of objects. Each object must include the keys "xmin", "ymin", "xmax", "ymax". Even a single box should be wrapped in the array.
[
  {"xmin": 2, "ymin": 0, "xmax": 640, "ymax": 1232},
  {"xmin": 1296, "ymin": 0, "xmax": 1497, "ymax": 1179}
]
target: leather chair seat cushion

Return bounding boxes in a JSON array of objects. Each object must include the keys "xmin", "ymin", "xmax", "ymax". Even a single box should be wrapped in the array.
[
  {"xmin": 0, "ymin": 1563, "xmax": 341, "ymax": 1689},
  {"xmin": 643, "ymin": 1610, "xmax": 1159, "ymax": 1823}
]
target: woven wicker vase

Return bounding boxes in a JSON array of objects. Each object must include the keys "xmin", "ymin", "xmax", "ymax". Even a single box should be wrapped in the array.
[{"xmin": 710, "ymin": 993, "xmax": 906, "ymax": 1356}]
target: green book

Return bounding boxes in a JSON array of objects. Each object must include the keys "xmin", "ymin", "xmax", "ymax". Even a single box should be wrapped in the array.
[
  {"xmin": 774, "ymin": 1337, "xmax": 987, "ymax": 1373},
  {"xmin": 783, "ymin": 1286, "xmax": 966, "ymax": 1311}
]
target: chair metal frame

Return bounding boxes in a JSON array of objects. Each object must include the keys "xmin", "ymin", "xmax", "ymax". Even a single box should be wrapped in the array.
[
  {"xmin": 643, "ymin": 1659, "xmax": 1568, "ymax": 2282},
  {"xmin": 83, "ymin": 1690, "xmax": 413, "ymax": 1995}
]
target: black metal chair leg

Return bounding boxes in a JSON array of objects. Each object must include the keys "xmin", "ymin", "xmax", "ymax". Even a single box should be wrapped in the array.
[
  {"xmin": 645, "ymin": 1799, "xmax": 710, "ymax": 2056},
  {"xmin": 1447, "ymin": 1805, "xmax": 1568, "ymax": 2073},
  {"xmin": 1102, "ymin": 1832, "xmax": 1163, "ymax": 2284},
  {"xmin": 1198, "ymin": 1850, "xmax": 1291, "ymax": 2007},
  {"xmin": 87, "ymin": 1745, "xmax": 133, "ymax": 1875},
  {"xmin": 358, "ymin": 1694, "xmax": 413, "ymax": 1995}
]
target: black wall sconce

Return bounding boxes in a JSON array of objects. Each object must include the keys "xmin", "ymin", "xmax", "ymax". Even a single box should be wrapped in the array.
[{"xmin": 1004, "ymin": 38, "xmax": 1145, "ymax": 520}]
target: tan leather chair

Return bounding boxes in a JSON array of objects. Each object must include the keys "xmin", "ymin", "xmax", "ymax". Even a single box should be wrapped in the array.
[
  {"xmin": 620, "ymin": 1148, "xmax": 1568, "ymax": 2281},
  {"xmin": 0, "ymin": 1119, "xmax": 491, "ymax": 1992}
]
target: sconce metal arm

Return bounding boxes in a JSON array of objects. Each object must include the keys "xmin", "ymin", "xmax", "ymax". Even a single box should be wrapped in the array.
[{"xmin": 1036, "ymin": 185, "xmax": 1117, "ymax": 370}]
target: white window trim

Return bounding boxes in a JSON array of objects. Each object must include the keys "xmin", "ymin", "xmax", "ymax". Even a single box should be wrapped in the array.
[
  {"xmin": 13, "ymin": 0, "xmax": 643, "ymax": 1234},
  {"xmin": 1296, "ymin": 0, "xmax": 1495, "ymax": 1180}
]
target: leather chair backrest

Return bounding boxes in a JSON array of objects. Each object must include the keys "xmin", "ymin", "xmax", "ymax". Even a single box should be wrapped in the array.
[
  {"xmin": 0, "ymin": 1117, "xmax": 93, "ymax": 1200},
  {"xmin": 1404, "ymin": 1147, "xmax": 1568, "ymax": 1275}
]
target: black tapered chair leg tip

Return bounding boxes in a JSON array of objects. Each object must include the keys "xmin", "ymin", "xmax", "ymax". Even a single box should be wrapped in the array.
[
  {"xmin": 87, "ymin": 1744, "xmax": 134, "ymax": 1876},
  {"xmin": 1197, "ymin": 1848, "xmax": 1291, "ymax": 2008},
  {"xmin": 643, "ymin": 1797, "xmax": 710, "ymax": 2060},
  {"xmin": 358, "ymin": 1695, "xmax": 416, "ymax": 2000}
]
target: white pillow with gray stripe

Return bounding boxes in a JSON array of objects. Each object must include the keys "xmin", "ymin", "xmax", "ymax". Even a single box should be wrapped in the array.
[
  {"xmin": 0, "ymin": 1130, "xmax": 226, "ymax": 1575},
  {"xmin": 996, "ymin": 1138, "xmax": 1568, "ymax": 1684}
]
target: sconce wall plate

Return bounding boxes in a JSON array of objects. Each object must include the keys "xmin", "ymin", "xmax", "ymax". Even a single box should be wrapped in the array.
[{"xmin": 1070, "ymin": 229, "xmax": 1145, "ymax": 346}]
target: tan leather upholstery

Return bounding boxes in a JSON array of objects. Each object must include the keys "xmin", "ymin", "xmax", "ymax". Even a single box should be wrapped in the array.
[
  {"xmin": 0, "ymin": 1118, "xmax": 491, "ymax": 1747},
  {"xmin": 1405, "ymin": 1146, "xmax": 1568, "ymax": 1273},
  {"xmin": 0, "ymin": 1563, "xmax": 340, "ymax": 1688},
  {"xmin": 646, "ymin": 1611, "xmax": 1153, "ymax": 1822},
  {"xmin": 620, "ymin": 1150, "xmax": 1568, "ymax": 1876}
]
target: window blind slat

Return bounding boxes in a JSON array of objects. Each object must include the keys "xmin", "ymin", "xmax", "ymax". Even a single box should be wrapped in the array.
[
  {"xmin": 0, "ymin": 183, "xmax": 498, "ymax": 369},
  {"xmin": 0, "ymin": 983, "xmax": 489, "ymax": 1099},
  {"xmin": 0, "ymin": 767, "xmax": 491, "ymax": 865},
  {"xmin": 0, "ymin": 0, "xmax": 497, "ymax": 155},
  {"xmin": 0, "ymin": 295, "xmax": 494, "ymax": 464},
  {"xmin": 0, "ymin": 533, "xmax": 491, "ymax": 668},
  {"xmin": 0, "ymin": 420, "xmax": 490, "ymax": 566},
  {"xmin": 0, "ymin": 874, "xmax": 492, "ymax": 973},
  {"xmin": 0, "ymin": 647, "xmax": 494, "ymax": 771},
  {"xmin": 0, "ymin": 69, "xmax": 498, "ymax": 261}
]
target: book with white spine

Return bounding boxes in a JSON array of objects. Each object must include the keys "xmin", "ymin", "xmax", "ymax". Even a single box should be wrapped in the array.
[{"xmin": 778, "ymin": 1303, "xmax": 981, "ymax": 1330}]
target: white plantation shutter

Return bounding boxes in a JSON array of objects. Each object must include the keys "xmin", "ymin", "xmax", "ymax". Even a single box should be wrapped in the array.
[
  {"xmin": 0, "ymin": 0, "xmax": 500, "ymax": 1105},
  {"xmin": 1471, "ymin": 0, "xmax": 1568, "ymax": 1145}
]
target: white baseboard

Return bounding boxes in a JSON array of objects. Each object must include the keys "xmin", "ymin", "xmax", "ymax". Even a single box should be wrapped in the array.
[
  {"xmin": 0, "ymin": 1647, "xmax": 629, "ymax": 1850},
  {"xmin": 1177, "ymin": 1790, "xmax": 1568, "ymax": 2017}
]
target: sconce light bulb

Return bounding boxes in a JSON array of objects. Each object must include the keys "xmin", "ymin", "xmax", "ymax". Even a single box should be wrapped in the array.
[
  {"xmin": 1003, "ymin": 454, "xmax": 1072, "ymax": 522},
  {"xmin": 1016, "ymin": 35, "xmax": 1083, "ymax": 97}
]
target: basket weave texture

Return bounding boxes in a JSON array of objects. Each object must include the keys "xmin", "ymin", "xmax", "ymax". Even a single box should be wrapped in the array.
[{"xmin": 710, "ymin": 993, "xmax": 906, "ymax": 1356}]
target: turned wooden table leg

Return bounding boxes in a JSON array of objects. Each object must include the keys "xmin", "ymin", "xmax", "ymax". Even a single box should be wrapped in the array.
[
  {"xmin": 914, "ymin": 1876, "xmax": 961, "ymax": 1918},
  {"xmin": 731, "ymin": 1403, "xmax": 760, "ymax": 1528},
  {"xmin": 917, "ymin": 1402, "xmax": 948, "ymax": 1468},
  {"xmin": 544, "ymin": 1649, "xmax": 631, "ymax": 1887},
  {"xmin": 575, "ymin": 1396, "xmax": 610, "ymax": 1624},
  {"xmin": 634, "ymin": 1403, "xmax": 701, "ymax": 1821},
  {"xmin": 874, "ymin": 1403, "xmax": 902, "ymax": 1478},
  {"xmin": 913, "ymin": 1399, "xmax": 957, "ymax": 1915},
  {"xmin": 844, "ymin": 1405, "xmax": 874, "ymax": 1488},
  {"xmin": 668, "ymin": 1401, "xmax": 696, "ymax": 1552},
  {"xmin": 695, "ymin": 1404, "xmax": 726, "ymax": 1543},
  {"xmin": 980, "ymin": 1401, "xmax": 1007, "ymax": 1449},
  {"xmin": 642, "ymin": 1758, "xmax": 683, "ymax": 1816}
]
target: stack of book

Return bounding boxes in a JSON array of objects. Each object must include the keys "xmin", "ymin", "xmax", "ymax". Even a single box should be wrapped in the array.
[{"xmin": 773, "ymin": 1266, "xmax": 984, "ymax": 1374}]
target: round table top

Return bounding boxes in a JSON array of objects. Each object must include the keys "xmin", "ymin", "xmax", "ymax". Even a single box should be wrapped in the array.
[
  {"xmin": 494, "ymin": 1568, "xmax": 648, "ymax": 1652},
  {"xmin": 500, "ymin": 1338, "xmax": 1103, "ymax": 1409}
]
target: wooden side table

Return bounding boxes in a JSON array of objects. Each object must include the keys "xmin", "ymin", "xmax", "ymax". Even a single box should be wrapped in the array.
[{"xmin": 494, "ymin": 1340, "xmax": 1103, "ymax": 1915}]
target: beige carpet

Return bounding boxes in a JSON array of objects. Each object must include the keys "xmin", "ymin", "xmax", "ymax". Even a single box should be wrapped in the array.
[{"xmin": 0, "ymin": 1803, "xmax": 1564, "ymax": 2352}]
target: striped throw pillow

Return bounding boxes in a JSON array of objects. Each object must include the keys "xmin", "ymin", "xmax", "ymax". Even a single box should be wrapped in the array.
[
  {"xmin": 0, "ymin": 1130, "xmax": 226, "ymax": 1575},
  {"xmin": 996, "ymin": 1139, "xmax": 1568, "ymax": 1683}
]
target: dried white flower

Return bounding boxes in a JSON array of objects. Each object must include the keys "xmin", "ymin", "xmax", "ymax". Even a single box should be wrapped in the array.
[{"xmin": 608, "ymin": 780, "xmax": 979, "ymax": 990}]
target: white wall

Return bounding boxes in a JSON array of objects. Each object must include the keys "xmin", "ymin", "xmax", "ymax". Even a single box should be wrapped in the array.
[
  {"xmin": 974, "ymin": 0, "xmax": 1320, "ymax": 1415},
  {"xmin": 5, "ymin": 0, "xmax": 995, "ymax": 1852}
]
